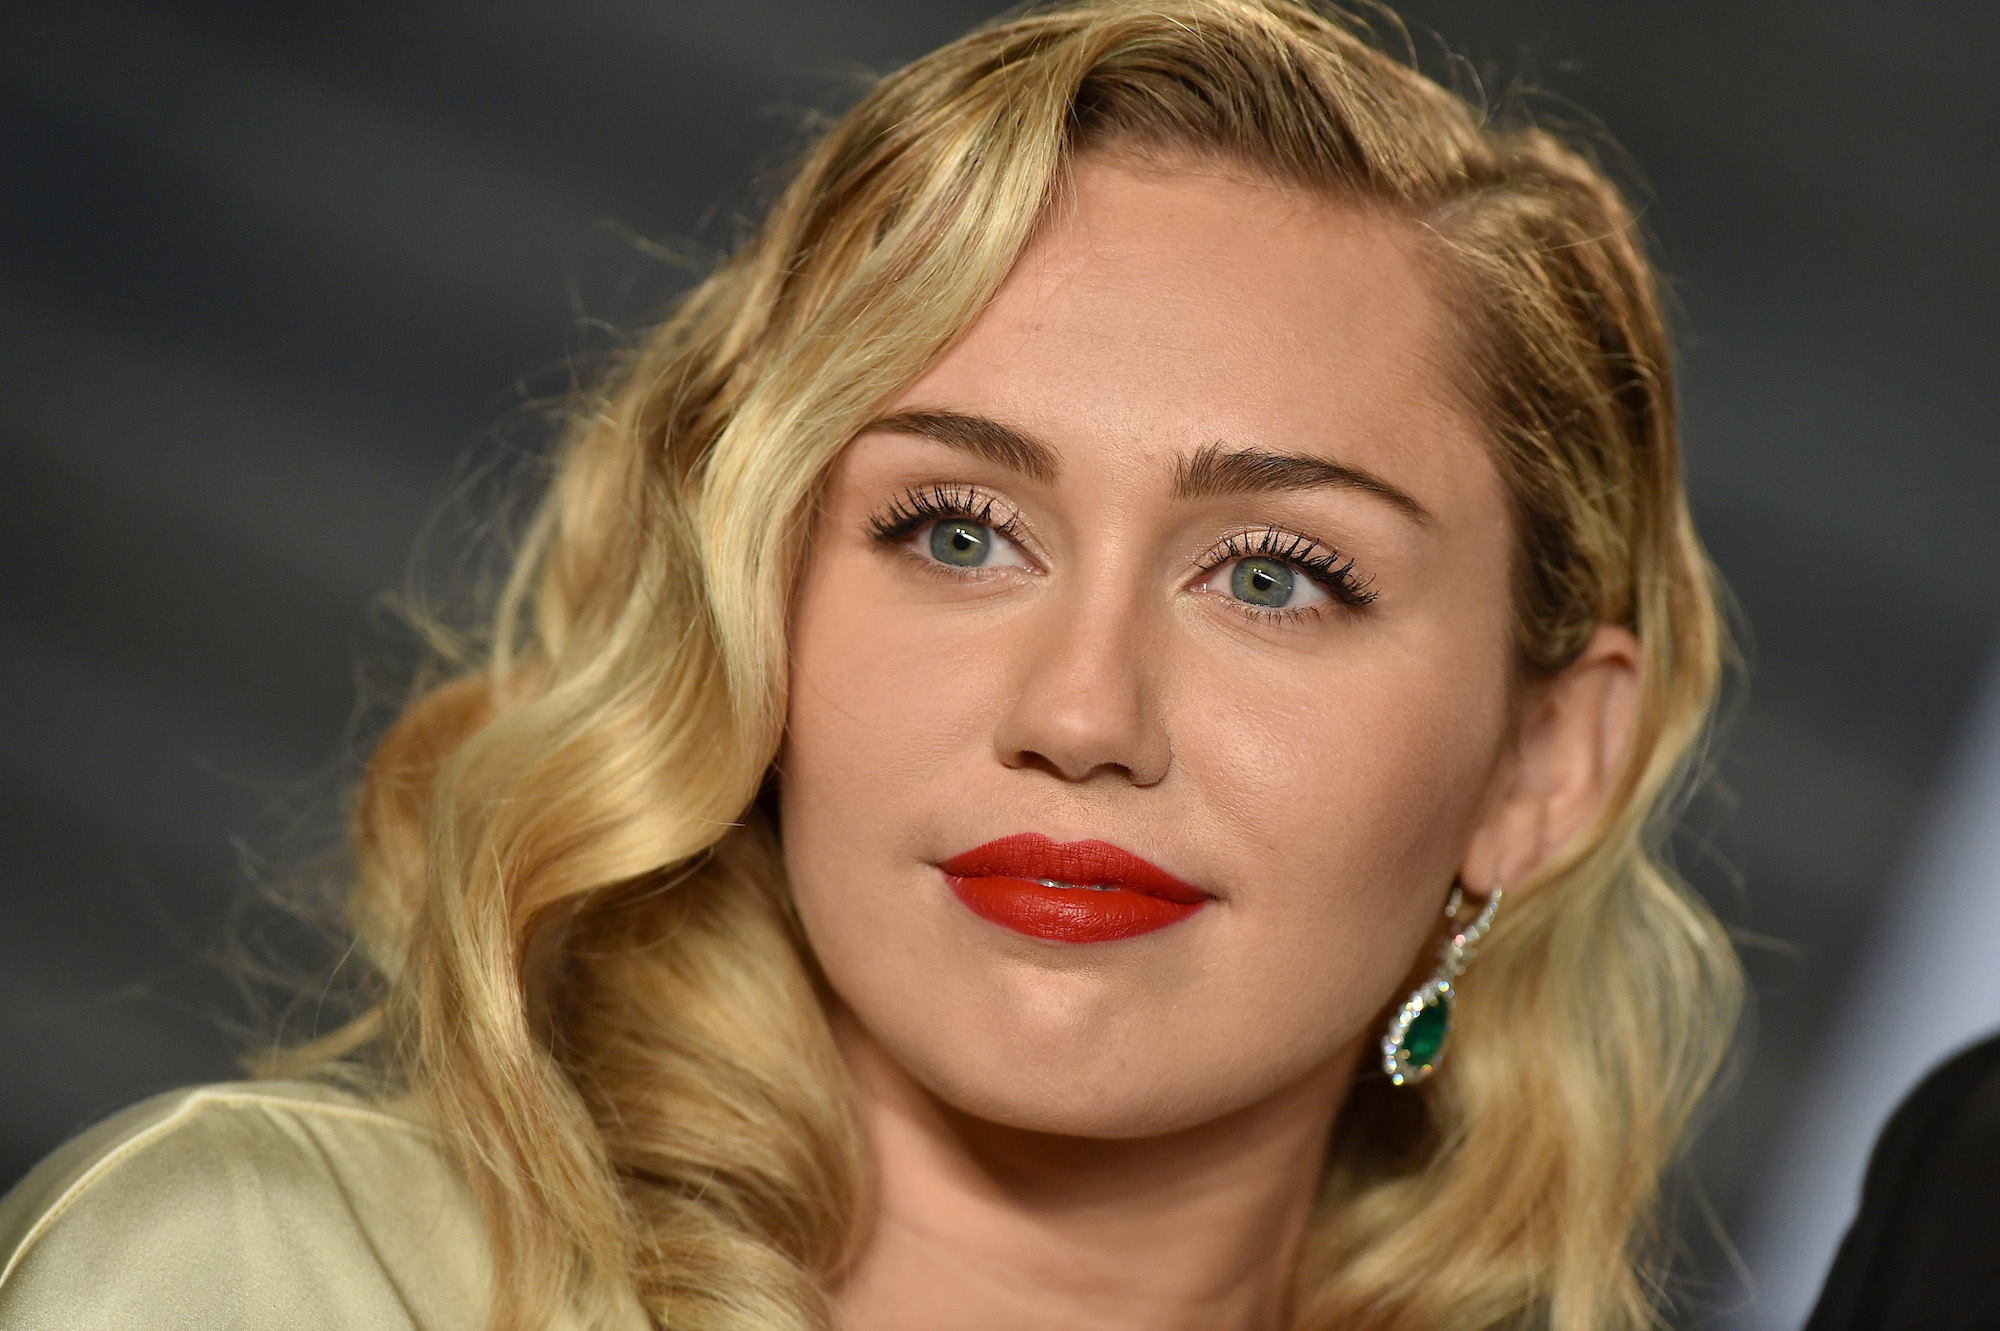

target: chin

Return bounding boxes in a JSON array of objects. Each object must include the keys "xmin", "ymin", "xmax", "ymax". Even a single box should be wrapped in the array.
[
  {"xmin": 851, "ymin": 971, "xmax": 1338, "ymax": 1140},
  {"xmin": 906, "ymin": 1041, "xmax": 1242, "ymax": 1138}
]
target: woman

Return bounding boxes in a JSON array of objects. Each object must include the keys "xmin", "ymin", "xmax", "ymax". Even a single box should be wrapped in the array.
[{"xmin": 0, "ymin": 1, "xmax": 1741, "ymax": 1327}]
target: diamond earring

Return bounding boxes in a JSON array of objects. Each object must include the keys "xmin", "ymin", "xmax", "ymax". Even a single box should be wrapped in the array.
[{"xmin": 1382, "ymin": 884, "xmax": 1503, "ymax": 1086}]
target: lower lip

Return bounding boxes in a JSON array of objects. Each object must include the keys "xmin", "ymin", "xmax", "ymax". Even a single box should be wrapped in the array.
[{"xmin": 944, "ymin": 874, "xmax": 1206, "ymax": 943}]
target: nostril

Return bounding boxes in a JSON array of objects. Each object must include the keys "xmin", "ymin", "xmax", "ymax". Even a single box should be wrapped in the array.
[
  {"xmin": 990, "ymin": 608, "xmax": 1172, "ymax": 786},
  {"xmin": 1002, "ymin": 746, "xmax": 1145, "ymax": 785}
]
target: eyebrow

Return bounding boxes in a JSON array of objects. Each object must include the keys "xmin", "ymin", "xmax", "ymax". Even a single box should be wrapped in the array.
[
  {"xmin": 1172, "ymin": 441, "xmax": 1432, "ymax": 524},
  {"xmin": 864, "ymin": 409, "xmax": 1430, "ymax": 524},
  {"xmin": 865, "ymin": 410, "xmax": 1060, "ymax": 484}
]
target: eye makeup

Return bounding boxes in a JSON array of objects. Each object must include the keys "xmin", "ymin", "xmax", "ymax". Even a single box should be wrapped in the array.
[
  {"xmin": 861, "ymin": 482, "xmax": 1377, "ymax": 618},
  {"xmin": 866, "ymin": 483, "xmax": 1031, "ymax": 553},
  {"xmin": 1194, "ymin": 525, "xmax": 1377, "ymax": 610}
]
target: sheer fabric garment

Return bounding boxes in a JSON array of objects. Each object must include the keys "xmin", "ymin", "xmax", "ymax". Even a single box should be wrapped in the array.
[{"xmin": 0, "ymin": 1081, "xmax": 647, "ymax": 1331}]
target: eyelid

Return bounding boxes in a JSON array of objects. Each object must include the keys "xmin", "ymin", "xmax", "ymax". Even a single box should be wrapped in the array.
[
  {"xmin": 1193, "ymin": 557, "xmax": 1333, "ymax": 618},
  {"xmin": 1195, "ymin": 525, "xmax": 1377, "ymax": 608},
  {"xmin": 865, "ymin": 482, "xmax": 1041, "ymax": 563}
]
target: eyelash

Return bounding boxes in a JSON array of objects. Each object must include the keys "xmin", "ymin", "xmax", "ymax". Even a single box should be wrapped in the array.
[
  {"xmin": 866, "ymin": 483, "xmax": 1029, "ymax": 549},
  {"xmin": 864, "ymin": 487, "xmax": 1376, "ymax": 612},
  {"xmin": 1200, "ymin": 526, "xmax": 1378, "ymax": 611}
]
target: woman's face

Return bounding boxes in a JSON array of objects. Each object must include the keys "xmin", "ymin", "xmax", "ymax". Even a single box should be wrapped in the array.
[{"xmin": 781, "ymin": 156, "xmax": 1524, "ymax": 1137}]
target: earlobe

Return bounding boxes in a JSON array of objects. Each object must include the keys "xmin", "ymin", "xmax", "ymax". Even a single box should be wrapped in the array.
[{"xmin": 1461, "ymin": 624, "xmax": 1643, "ymax": 890}]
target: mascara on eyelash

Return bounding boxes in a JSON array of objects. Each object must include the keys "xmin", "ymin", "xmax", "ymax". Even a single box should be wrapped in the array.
[
  {"xmin": 867, "ymin": 496, "xmax": 1374, "ymax": 609},
  {"xmin": 1210, "ymin": 526, "xmax": 1377, "ymax": 607},
  {"xmin": 866, "ymin": 483, "xmax": 1026, "ymax": 545}
]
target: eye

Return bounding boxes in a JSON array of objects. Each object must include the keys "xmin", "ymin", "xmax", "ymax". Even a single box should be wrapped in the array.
[
  {"xmin": 1206, "ymin": 554, "xmax": 1330, "ymax": 610},
  {"xmin": 1194, "ymin": 526, "xmax": 1375, "ymax": 616},
  {"xmin": 867, "ymin": 484, "xmax": 1035, "ymax": 573},
  {"xmin": 920, "ymin": 517, "xmax": 1031, "ymax": 570},
  {"xmin": 930, "ymin": 518, "xmax": 998, "ymax": 567}
]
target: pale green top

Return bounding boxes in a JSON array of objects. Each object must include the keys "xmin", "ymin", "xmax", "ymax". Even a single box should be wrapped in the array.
[{"xmin": 0, "ymin": 1081, "xmax": 645, "ymax": 1330}]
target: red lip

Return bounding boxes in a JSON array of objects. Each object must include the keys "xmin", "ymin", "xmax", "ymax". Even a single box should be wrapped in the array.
[{"xmin": 939, "ymin": 833, "xmax": 1210, "ymax": 943}]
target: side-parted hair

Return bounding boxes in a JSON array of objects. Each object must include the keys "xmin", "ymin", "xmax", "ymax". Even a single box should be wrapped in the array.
[{"xmin": 329, "ymin": 2, "xmax": 1742, "ymax": 1327}]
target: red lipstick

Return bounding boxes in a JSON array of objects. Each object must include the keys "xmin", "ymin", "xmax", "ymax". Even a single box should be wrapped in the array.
[{"xmin": 939, "ymin": 833, "xmax": 1210, "ymax": 943}]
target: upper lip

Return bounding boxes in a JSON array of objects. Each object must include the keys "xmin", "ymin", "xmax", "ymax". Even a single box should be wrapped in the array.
[{"xmin": 938, "ymin": 833, "xmax": 1210, "ymax": 904}]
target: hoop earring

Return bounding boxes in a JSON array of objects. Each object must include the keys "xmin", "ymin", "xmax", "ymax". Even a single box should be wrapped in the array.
[{"xmin": 1382, "ymin": 884, "xmax": 1503, "ymax": 1087}]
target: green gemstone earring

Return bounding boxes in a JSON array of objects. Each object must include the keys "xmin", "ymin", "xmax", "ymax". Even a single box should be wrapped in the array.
[{"xmin": 1382, "ymin": 884, "xmax": 1503, "ymax": 1087}]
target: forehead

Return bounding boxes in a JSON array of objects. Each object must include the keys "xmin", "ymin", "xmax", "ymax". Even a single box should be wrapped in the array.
[{"xmin": 889, "ymin": 155, "xmax": 1489, "ymax": 512}]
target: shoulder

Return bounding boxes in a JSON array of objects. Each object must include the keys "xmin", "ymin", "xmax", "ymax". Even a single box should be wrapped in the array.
[
  {"xmin": 0, "ymin": 1081, "xmax": 493, "ymax": 1331},
  {"xmin": 1806, "ymin": 1032, "xmax": 2000, "ymax": 1329}
]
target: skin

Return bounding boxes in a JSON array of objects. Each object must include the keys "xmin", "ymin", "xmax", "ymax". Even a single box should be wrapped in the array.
[{"xmin": 780, "ymin": 155, "xmax": 1639, "ymax": 1331}]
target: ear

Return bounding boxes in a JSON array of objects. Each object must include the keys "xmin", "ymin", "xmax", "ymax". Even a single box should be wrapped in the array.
[{"xmin": 1459, "ymin": 625, "xmax": 1642, "ymax": 895}]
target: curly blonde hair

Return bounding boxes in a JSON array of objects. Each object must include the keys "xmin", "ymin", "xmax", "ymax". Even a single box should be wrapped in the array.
[{"xmin": 318, "ymin": 3, "xmax": 1742, "ymax": 1327}]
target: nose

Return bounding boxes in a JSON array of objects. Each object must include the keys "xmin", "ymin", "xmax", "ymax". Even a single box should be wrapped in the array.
[{"xmin": 991, "ymin": 585, "xmax": 1172, "ymax": 787}]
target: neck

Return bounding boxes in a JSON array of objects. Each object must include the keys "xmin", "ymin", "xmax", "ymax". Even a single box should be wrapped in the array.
[{"xmin": 831, "ymin": 1019, "xmax": 1360, "ymax": 1331}]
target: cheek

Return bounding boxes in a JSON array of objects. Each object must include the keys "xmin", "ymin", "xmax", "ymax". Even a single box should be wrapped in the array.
[
  {"xmin": 779, "ymin": 554, "xmax": 1004, "ymax": 934},
  {"xmin": 1175, "ymin": 634, "xmax": 1510, "ymax": 970},
  {"xmin": 1116, "ymin": 636, "xmax": 1512, "ymax": 1115}
]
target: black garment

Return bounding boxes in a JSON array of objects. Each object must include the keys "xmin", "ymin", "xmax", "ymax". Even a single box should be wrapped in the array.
[{"xmin": 1804, "ymin": 1030, "xmax": 2000, "ymax": 1330}]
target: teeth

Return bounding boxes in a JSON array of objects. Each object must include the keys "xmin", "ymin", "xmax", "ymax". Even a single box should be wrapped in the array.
[{"xmin": 1039, "ymin": 879, "xmax": 1120, "ymax": 892}]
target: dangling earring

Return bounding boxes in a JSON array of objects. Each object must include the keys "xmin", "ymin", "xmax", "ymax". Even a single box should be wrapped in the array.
[{"xmin": 1382, "ymin": 883, "xmax": 1503, "ymax": 1086}]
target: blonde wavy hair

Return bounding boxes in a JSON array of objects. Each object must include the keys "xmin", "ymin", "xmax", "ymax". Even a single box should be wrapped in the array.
[{"xmin": 317, "ymin": 2, "xmax": 1744, "ymax": 1327}]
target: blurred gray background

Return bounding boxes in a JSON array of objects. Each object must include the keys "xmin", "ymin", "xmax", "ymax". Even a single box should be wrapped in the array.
[{"xmin": 2, "ymin": 2, "xmax": 1995, "ymax": 1325}]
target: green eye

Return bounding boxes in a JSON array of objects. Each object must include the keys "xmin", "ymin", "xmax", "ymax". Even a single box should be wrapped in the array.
[
  {"xmin": 930, "ymin": 519, "xmax": 993, "ymax": 567},
  {"xmin": 1230, "ymin": 556, "xmax": 1296, "ymax": 607}
]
